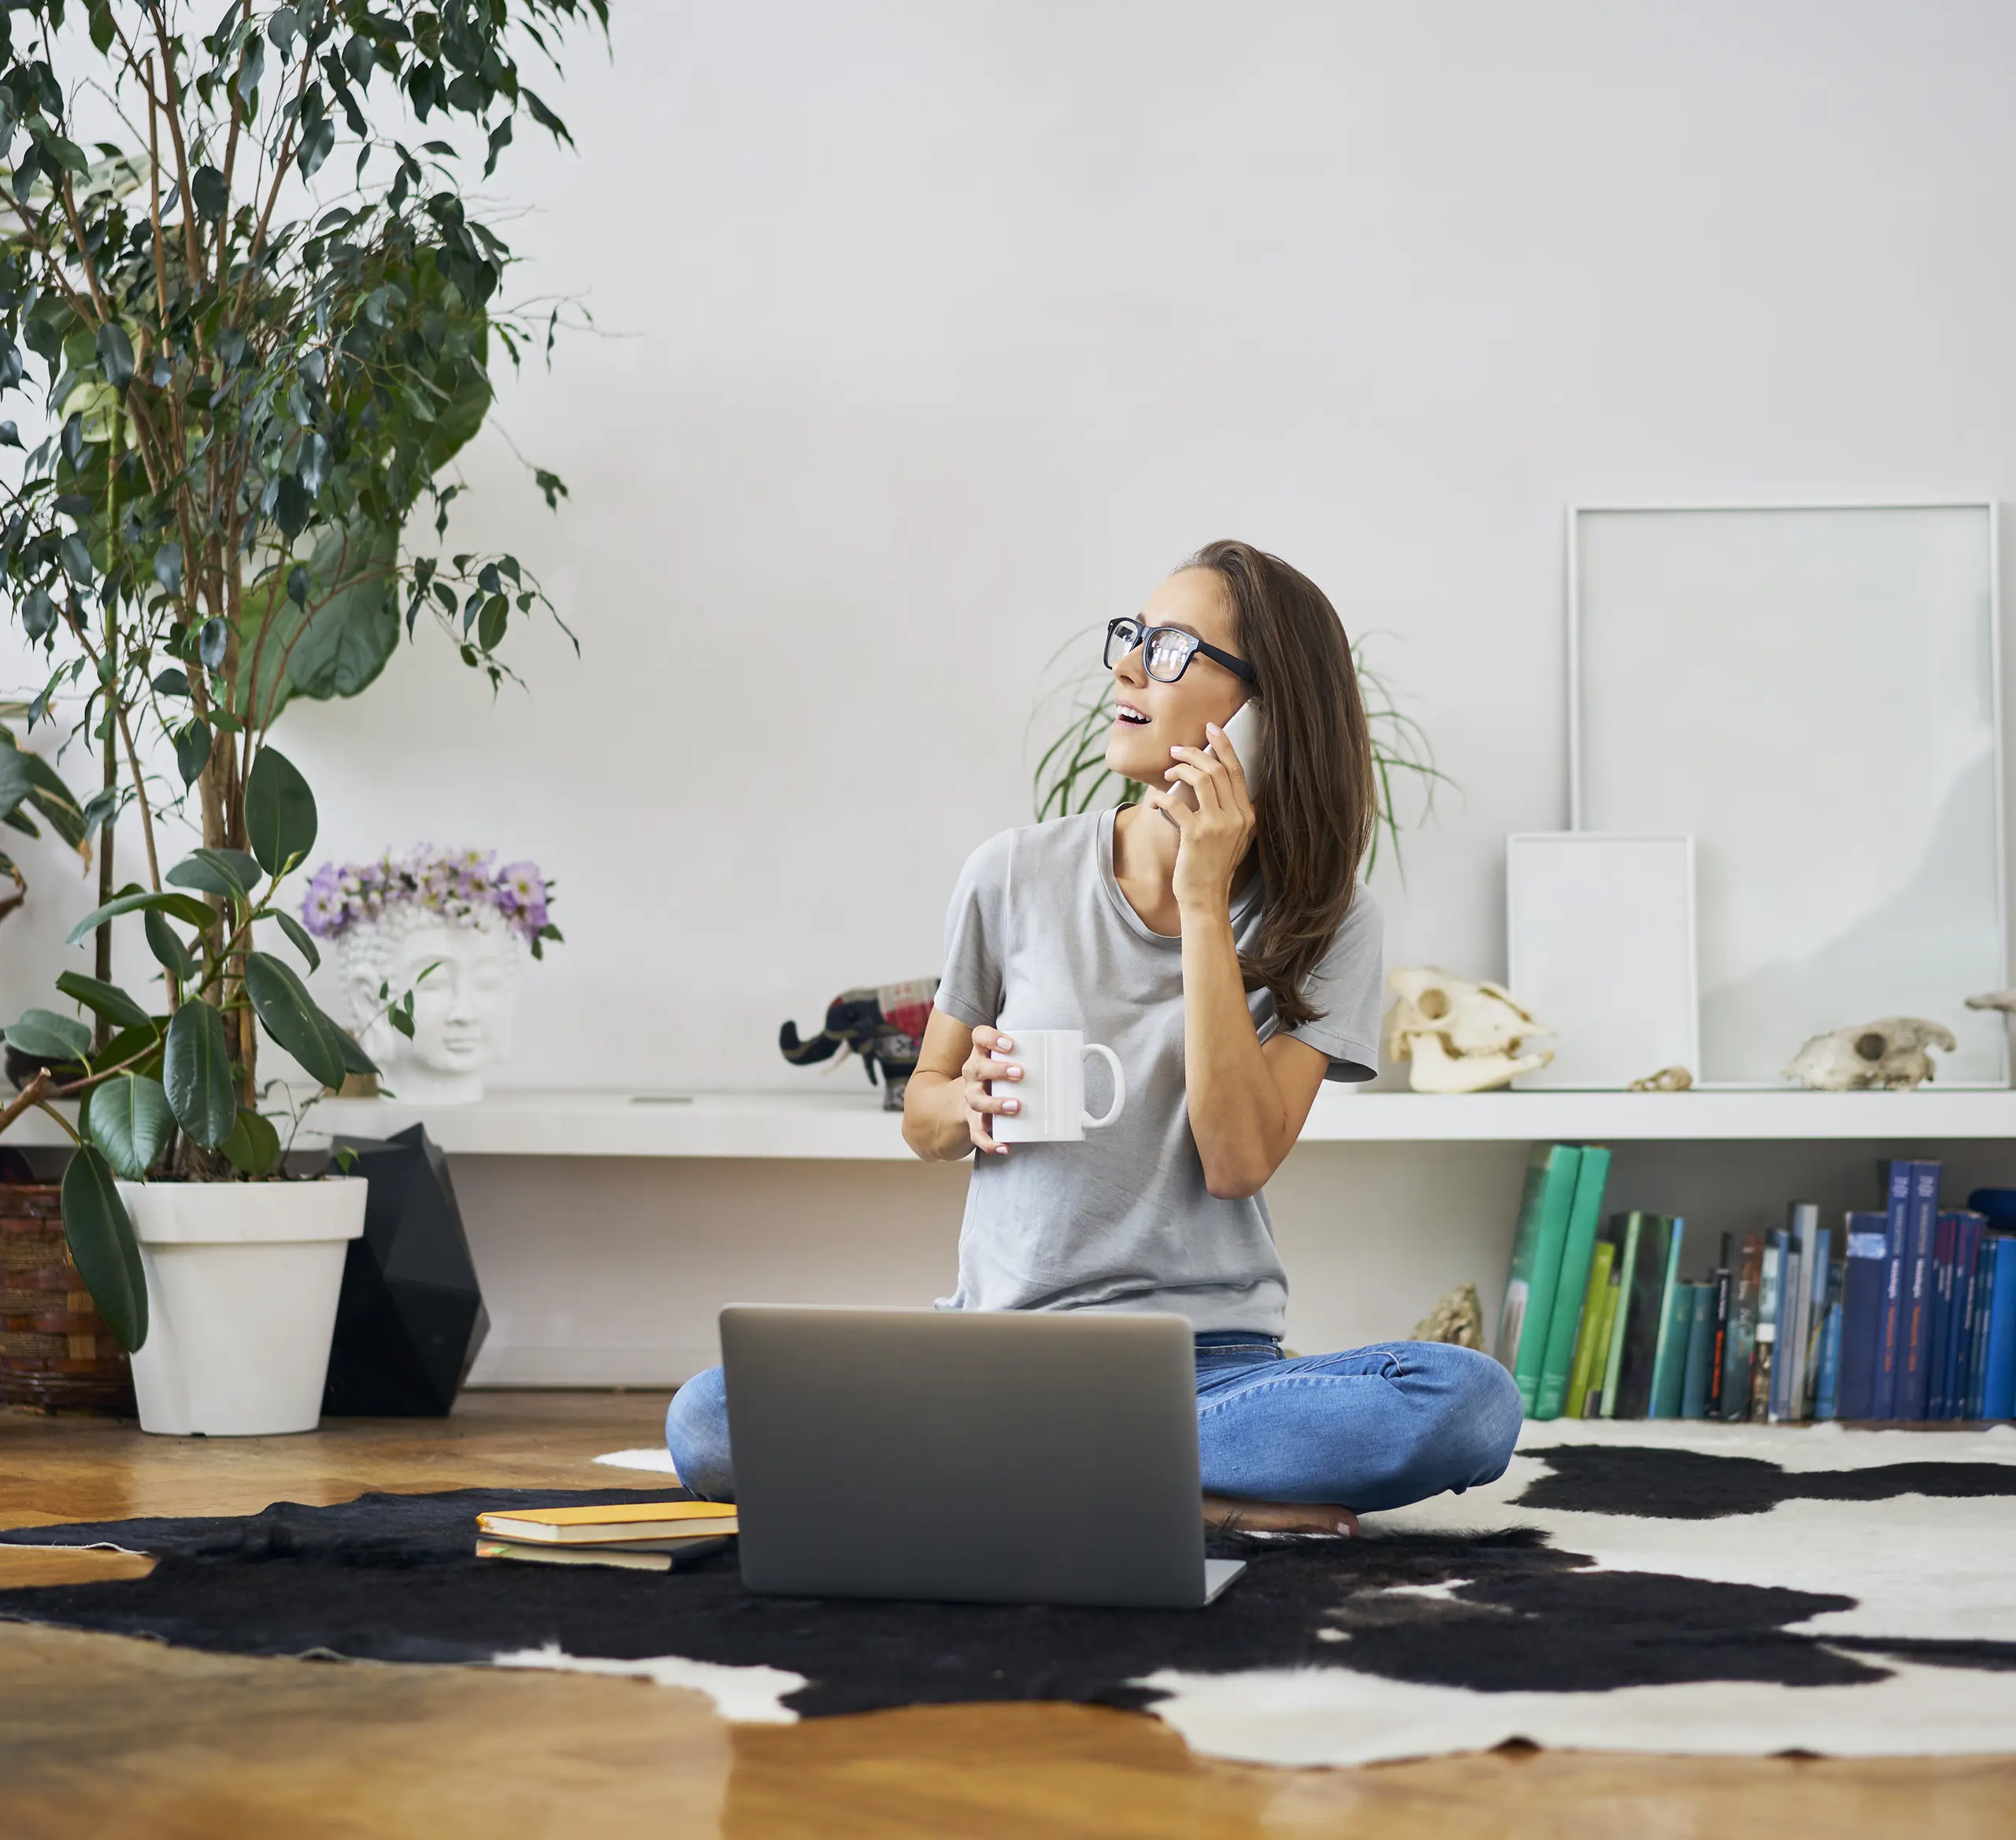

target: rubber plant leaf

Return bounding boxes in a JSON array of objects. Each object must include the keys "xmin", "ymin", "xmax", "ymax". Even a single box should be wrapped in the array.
[
  {"xmin": 4, "ymin": 1007, "xmax": 91, "ymax": 1060},
  {"xmin": 54, "ymin": 970, "xmax": 151, "ymax": 1032},
  {"xmin": 61, "ymin": 1144, "xmax": 147, "ymax": 1352},
  {"xmin": 166, "ymin": 847, "xmax": 263, "ymax": 900},
  {"xmin": 66, "ymin": 886, "xmax": 216, "ymax": 945},
  {"xmin": 242, "ymin": 951, "xmax": 356, "ymax": 1089},
  {"xmin": 220, "ymin": 1106, "xmax": 282, "ymax": 1178},
  {"xmin": 84, "ymin": 1072, "xmax": 174, "ymax": 1180},
  {"xmin": 162, "ymin": 998, "xmax": 236, "ymax": 1148},
  {"xmin": 243, "ymin": 747, "xmax": 317, "ymax": 877}
]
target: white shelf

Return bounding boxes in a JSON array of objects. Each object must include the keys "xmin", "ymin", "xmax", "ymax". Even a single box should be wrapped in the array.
[{"xmin": 10, "ymin": 1085, "xmax": 2016, "ymax": 1161}]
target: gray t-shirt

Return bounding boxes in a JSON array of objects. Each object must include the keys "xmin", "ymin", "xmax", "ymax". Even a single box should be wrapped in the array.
[{"xmin": 932, "ymin": 807, "xmax": 1384, "ymax": 1336}]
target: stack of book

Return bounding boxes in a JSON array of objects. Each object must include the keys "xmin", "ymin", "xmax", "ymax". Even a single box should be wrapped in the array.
[
  {"xmin": 474, "ymin": 1499, "xmax": 739, "ymax": 1571},
  {"xmin": 1495, "ymin": 1148, "xmax": 2016, "ymax": 1423}
]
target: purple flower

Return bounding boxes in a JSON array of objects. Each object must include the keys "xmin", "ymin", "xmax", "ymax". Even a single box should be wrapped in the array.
[{"xmin": 299, "ymin": 846, "xmax": 558, "ymax": 951}]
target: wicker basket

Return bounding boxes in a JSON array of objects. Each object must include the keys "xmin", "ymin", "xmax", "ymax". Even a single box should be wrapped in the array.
[{"xmin": 0, "ymin": 1182, "xmax": 136, "ymax": 1414}]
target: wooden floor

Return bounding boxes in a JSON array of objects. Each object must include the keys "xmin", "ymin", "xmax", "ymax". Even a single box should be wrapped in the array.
[{"xmin": 2, "ymin": 1393, "xmax": 2012, "ymax": 1838}]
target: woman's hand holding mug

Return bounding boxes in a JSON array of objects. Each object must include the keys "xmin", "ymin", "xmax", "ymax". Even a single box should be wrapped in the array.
[{"xmin": 962, "ymin": 1024, "xmax": 1021, "ymax": 1156}]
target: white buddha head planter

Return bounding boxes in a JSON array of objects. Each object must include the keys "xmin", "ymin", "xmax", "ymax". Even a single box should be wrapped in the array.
[{"xmin": 302, "ymin": 847, "xmax": 559, "ymax": 1104}]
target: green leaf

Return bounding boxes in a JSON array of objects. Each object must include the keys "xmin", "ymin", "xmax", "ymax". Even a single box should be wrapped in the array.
[
  {"xmin": 174, "ymin": 717, "xmax": 213, "ymax": 787},
  {"xmin": 162, "ymin": 1000, "xmax": 235, "ymax": 1148},
  {"xmin": 0, "ymin": 743, "xmax": 29, "ymax": 815},
  {"xmin": 89, "ymin": 1021, "xmax": 165, "ymax": 1080},
  {"xmin": 61, "ymin": 1145, "xmax": 146, "ymax": 1353},
  {"xmin": 17, "ymin": 750, "xmax": 88, "ymax": 850},
  {"xmin": 242, "ymin": 951, "xmax": 353, "ymax": 1089},
  {"xmin": 191, "ymin": 163, "xmax": 226, "ymax": 219},
  {"xmin": 220, "ymin": 1106, "xmax": 282, "ymax": 1178},
  {"xmin": 54, "ymin": 971, "xmax": 150, "ymax": 1031},
  {"xmin": 84, "ymin": 1074, "xmax": 173, "ymax": 1180},
  {"xmin": 272, "ymin": 909, "xmax": 321, "ymax": 971},
  {"xmin": 5, "ymin": 1007, "xmax": 91, "ymax": 1060},
  {"xmin": 66, "ymin": 886, "xmax": 217, "ymax": 946},
  {"xmin": 242, "ymin": 518, "xmax": 401, "ymax": 725},
  {"xmin": 95, "ymin": 322, "xmax": 134, "ymax": 388},
  {"xmin": 166, "ymin": 847, "xmax": 262, "ymax": 900},
  {"xmin": 244, "ymin": 748, "xmax": 317, "ymax": 877},
  {"xmin": 143, "ymin": 909, "xmax": 198, "ymax": 980},
  {"xmin": 336, "ymin": 1028, "xmax": 376, "ymax": 1078}
]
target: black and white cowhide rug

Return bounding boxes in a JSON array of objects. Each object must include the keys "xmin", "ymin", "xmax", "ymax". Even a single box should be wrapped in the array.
[{"xmin": 5, "ymin": 1420, "xmax": 2014, "ymax": 1768}]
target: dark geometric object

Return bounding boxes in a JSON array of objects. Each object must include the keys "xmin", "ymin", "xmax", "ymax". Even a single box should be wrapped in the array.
[{"xmin": 320, "ymin": 1124, "xmax": 488, "ymax": 1416}]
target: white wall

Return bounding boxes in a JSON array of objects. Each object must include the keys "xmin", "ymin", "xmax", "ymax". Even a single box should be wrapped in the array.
[{"xmin": 11, "ymin": 2, "xmax": 2016, "ymax": 1376}]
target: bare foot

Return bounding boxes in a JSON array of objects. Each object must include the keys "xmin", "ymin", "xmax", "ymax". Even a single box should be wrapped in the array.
[{"xmin": 1203, "ymin": 1493, "xmax": 1359, "ymax": 1538}]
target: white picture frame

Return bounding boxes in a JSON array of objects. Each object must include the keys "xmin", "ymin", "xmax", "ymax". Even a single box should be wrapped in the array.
[
  {"xmin": 1569, "ymin": 503, "xmax": 2007, "ymax": 1088},
  {"xmin": 1506, "ymin": 833, "xmax": 1699, "ymax": 1091}
]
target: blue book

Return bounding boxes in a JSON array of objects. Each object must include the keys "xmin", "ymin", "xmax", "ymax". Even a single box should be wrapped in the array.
[
  {"xmin": 1896, "ymin": 1161, "xmax": 1942, "ymax": 1420},
  {"xmin": 1926, "ymin": 1211, "xmax": 1957, "ymax": 1419},
  {"xmin": 1984, "ymin": 1236, "xmax": 2016, "ymax": 1421},
  {"xmin": 1944, "ymin": 1212, "xmax": 1984, "ymax": 1419},
  {"xmin": 1679, "ymin": 1283, "xmax": 1715, "ymax": 1419},
  {"xmin": 1799, "ymin": 1222, "xmax": 1833, "ymax": 1418},
  {"xmin": 1873, "ymin": 1159, "xmax": 1913, "ymax": 1419},
  {"xmin": 1967, "ymin": 1237, "xmax": 1999, "ymax": 1417},
  {"xmin": 1814, "ymin": 1297, "xmax": 1844, "ymax": 1419},
  {"xmin": 1835, "ymin": 1211, "xmax": 1889, "ymax": 1420},
  {"xmin": 1955, "ymin": 1225, "xmax": 1991, "ymax": 1417}
]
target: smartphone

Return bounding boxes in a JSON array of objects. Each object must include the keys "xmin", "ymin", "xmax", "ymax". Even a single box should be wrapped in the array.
[
  {"xmin": 1214, "ymin": 696, "xmax": 1266, "ymax": 795},
  {"xmin": 1163, "ymin": 696, "xmax": 1266, "ymax": 819}
]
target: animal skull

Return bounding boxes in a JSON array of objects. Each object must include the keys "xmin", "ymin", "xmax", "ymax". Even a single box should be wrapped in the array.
[
  {"xmin": 1781, "ymin": 1017, "xmax": 1957, "ymax": 1092},
  {"xmin": 1383, "ymin": 967, "xmax": 1555, "ymax": 1094}
]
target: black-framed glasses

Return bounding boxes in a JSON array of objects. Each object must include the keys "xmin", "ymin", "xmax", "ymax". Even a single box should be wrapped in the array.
[{"xmin": 1104, "ymin": 617, "xmax": 1258, "ymax": 685}]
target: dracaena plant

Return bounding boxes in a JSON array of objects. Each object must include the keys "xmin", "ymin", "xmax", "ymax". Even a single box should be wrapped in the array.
[{"xmin": 0, "ymin": 0, "xmax": 606, "ymax": 1356}]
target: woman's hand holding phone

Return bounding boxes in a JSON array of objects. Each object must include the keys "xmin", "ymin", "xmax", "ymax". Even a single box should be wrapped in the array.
[
  {"xmin": 961, "ymin": 1023, "xmax": 1021, "ymax": 1156},
  {"xmin": 1157, "ymin": 715, "xmax": 1258, "ymax": 917}
]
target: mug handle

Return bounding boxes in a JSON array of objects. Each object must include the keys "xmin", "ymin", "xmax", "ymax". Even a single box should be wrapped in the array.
[{"xmin": 1080, "ymin": 1043, "xmax": 1125, "ymax": 1130}]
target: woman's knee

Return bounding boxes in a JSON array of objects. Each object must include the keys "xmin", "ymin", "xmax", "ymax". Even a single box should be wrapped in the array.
[
  {"xmin": 1406, "ymin": 1341, "xmax": 1523, "ymax": 1488},
  {"xmin": 664, "ymin": 1365, "xmax": 736, "ymax": 1501}
]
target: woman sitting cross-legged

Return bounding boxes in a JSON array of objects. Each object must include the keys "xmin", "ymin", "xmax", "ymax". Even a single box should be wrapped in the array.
[{"xmin": 667, "ymin": 539, "xmax": 1521, "ymax": 1532}]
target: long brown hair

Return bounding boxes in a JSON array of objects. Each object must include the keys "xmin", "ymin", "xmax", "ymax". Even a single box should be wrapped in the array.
[{"xmin": 1184, "ymin": 540, "xmax": 1375, "ymax": 1029}]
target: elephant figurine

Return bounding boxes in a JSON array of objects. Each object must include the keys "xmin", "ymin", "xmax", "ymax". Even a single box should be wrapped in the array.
[{"xmin": 779, "ymin": 978, "xmax": 939, "ymax": 1111}]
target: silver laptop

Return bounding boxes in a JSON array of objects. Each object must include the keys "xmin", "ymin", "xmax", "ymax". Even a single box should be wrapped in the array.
[{"xmin": 718, "ymin": 1305, "xmax": 1243, "ymax": 1609}]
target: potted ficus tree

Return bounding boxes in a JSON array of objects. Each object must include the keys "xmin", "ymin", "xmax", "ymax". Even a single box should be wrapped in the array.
[{"xmin": 0, "ymin": 0, "xmax": 602, "ymax": 1433}]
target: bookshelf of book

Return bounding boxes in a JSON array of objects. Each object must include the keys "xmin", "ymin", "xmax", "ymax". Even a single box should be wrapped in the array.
[{"xmin": 1495, "ymin": 1144, "xmax": 2016, "ymax": 1428}]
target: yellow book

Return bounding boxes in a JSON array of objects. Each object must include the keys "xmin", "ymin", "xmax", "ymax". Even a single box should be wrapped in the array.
[
  {"xmin": 476, "ymin": 1536, "xmax": 733, "ymax": 1573},
  {"xmin": 1562, "ymin": 1241, "xmax": 1617, "ymax": 1420},
  {"xmin": 475, "ymin": 1501, "xmax": 738, "ymax": 1545}
]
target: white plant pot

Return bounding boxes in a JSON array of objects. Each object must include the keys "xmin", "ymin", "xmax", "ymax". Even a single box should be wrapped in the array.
[{"xmin": 118, "ymin": 1178, "xmax": 368, "ymax": 1436}]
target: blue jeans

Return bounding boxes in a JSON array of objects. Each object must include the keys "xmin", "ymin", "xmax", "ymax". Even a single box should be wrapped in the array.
[{"xmin": 664, "ymin": 1331, "xmax": 1521, "ymax": 1514}]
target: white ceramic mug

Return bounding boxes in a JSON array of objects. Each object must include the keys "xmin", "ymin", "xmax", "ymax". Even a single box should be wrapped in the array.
[{"xmin": 988, "ymin": 1029, "xmax": 1127, "ymax": 1143}]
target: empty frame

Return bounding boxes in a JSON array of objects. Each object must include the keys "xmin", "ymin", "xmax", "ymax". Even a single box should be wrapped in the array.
[
  {"xmin": 1572, "ymin": 503, "xmax": 2007, "ymax": 1088},
  {"xmin": 1507, "ymin": 833, "xmax": 1699, "ymax": 1091}
]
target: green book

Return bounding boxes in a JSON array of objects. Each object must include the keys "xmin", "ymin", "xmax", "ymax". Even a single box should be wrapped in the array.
[
  {"xmin": 1532, "ymin": 1146, "xmax": 1613, "ymax": 1419},
  {"xmin": 1644, "ymin": 1226, "xmax": 1693, "ymax": 1412},
  {"xmin": 1679, "ymin": 1282, "xmax": 1716, "ymax": 1418},
  {"xmin": 1495, "ymin": 1144, "xmax": 1584, "ymax": 1412},
  {"xmin": 1562, "ymin": 1238, "xmax": 1617, "ymax": 1419},
  {"xmin": 1598, "ymin": 1211, "xmax": 1645, "ymax": 1418},
  {"xmin": 1647, "ymin": 1218, "xmax": 1692, "ymax": 1417},
  {"xmin": 1612, "ymin": 1215, "xmax": 1677, "ymax": 1418}
]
